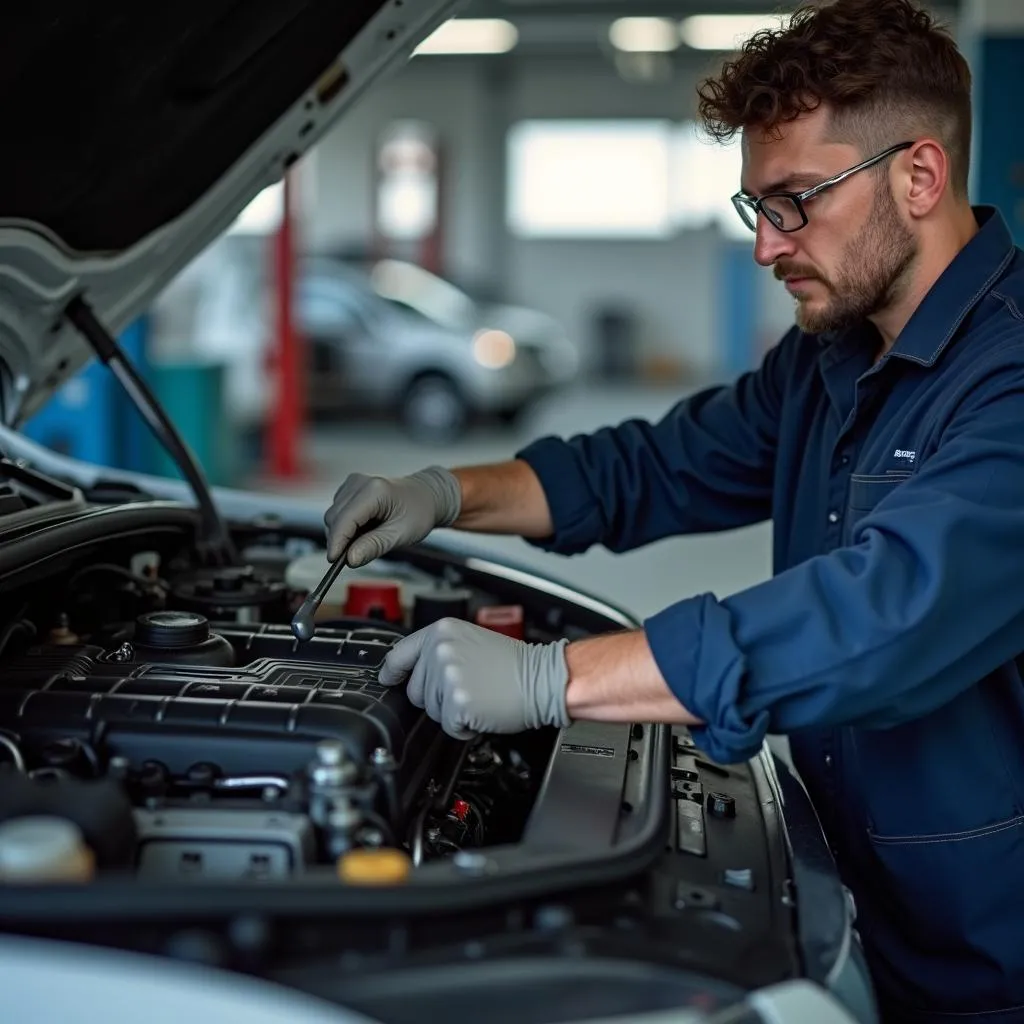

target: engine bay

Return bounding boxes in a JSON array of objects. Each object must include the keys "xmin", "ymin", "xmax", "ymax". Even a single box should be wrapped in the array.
[
  {"xmin": 0, "ymin": 526, "xmax": 576, "ymax": 885},
  {"xmin": 0, "ymin": 481, "xmax": 871, "ymax": 1023}
]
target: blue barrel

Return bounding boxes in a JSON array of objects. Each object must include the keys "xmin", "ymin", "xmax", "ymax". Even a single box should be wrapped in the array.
[
  {"xmin": 24, "ymin": 317, "xmax": 153, "ymax": 470},
  {"xmin": 145, "ymin": 361, "xmax": 238, "ymax": 488}
]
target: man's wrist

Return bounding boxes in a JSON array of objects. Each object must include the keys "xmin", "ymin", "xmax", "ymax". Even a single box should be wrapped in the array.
[
  {"xmin": 448, "ymin": 460, "xmax": 553, "ymax": 538},
  {"xmin": 562, "ymin": 629, "xmax": 702, "ymax": 726},
  {"xmin": 448, "ymin": 466, "xmax": 473, "ymax": 525}
]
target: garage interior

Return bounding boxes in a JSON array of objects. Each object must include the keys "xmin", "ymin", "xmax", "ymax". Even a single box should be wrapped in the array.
[
  {"xmin": 23, "ymin": 0, "xmax": 1020, "ymax": 627},
  {"xmin": 3, "ymin": 2, "xmax": 1024, "ymax": 1020}
]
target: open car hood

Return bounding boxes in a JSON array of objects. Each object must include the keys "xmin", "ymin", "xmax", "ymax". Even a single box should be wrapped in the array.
[{"xmin": 0, "ymin": 0, "xmax": 460, "ymax": 427}]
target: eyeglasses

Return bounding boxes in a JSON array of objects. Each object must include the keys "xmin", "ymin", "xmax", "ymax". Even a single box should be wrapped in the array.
[{"xmin": 731, "ymin": 141, "xmax": 915, "ymax": 233}]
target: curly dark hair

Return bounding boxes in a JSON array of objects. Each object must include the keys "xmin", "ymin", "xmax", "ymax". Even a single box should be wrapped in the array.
[{"xmin": 696, "ymin": 0, "xmax": 973, "ymax": 195}]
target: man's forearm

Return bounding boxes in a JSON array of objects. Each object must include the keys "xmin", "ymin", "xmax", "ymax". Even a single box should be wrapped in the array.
[
  {"xmin": 564, "ymin": 629, "xmax": 703, "ymax": 725},
  {"xmin": 450, "ymin": 460, "xmax": 555, "ymax": 539}
]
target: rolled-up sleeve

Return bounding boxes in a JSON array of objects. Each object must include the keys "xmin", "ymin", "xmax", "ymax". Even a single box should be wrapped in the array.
[
  {"xmin": 644, "ymin": 365, "xmax": 1024, "ymax": 764},
  {"xmin": 515, "ymin": 330, "xmax": 796, "ymax": 556}
]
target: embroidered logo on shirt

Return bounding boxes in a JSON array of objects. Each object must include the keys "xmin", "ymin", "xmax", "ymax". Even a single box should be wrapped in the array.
[{"xmin": 893, "ymin": 449, "xmax": 917, "ymax": 462}]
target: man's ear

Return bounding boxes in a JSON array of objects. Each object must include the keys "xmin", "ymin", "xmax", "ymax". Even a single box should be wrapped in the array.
[{"xmin": 900, "ymin": 139, "xmax": 948, "ymax": 218}]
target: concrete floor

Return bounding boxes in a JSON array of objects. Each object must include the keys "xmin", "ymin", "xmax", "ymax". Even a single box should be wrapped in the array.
[{"xmin": 251, "ymin": 383, "xmax": 774, "ymax": 623}]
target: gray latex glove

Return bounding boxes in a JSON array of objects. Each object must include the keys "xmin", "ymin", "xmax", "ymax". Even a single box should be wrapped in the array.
[
  {"xmin": 323, "ymin": 466, "xmax": 462, "ymax": 567},
  {"xmin": 379, "ymin": 618, "xmax": 572, "ymax": 739}
]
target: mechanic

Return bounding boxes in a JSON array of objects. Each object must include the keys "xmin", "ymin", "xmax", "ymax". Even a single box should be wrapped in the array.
[{"xmin": 324, "ymin": 1, "xmax": 1024, "ymax": 1020}]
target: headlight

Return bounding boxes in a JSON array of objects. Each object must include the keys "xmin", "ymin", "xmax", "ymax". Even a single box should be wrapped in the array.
[{"xmin": 472, "ymin": 329, "xmax": 516, "ymax": 369}]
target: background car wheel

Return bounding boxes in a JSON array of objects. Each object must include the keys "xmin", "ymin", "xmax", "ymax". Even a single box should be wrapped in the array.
[
  {"xmin": 496, "ymin": 404, "xmax": 530, "ymax": 429},
  {"xmin": 401, "ymin": 374, "xmax": 469, "ymax": 442}
]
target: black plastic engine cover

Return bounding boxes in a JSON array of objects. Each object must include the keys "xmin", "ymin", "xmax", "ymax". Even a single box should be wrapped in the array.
[{"xmin": 0, "ymin": 623, "xmax": 437, "ymax": 794}]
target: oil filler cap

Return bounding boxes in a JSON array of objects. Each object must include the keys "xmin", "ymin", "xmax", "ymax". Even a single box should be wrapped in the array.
[
  {"xmin": 707, "ymin": 792, "xmax": 737, "ymax": 819},
  {"xmin": 136, "ymin": 610, "xmax": 210, "ymax": 649}
]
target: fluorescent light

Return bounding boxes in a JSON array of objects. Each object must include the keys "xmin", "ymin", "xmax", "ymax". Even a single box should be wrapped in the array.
[
  {"xmin": 609, "ymin": 17, "xmax": 679, "ymax": 53},
  {"xmin": 414, "ymin": 18, "xmax": 518, "ymax": 55},
  {"xmin": 680, "ymin": 14, "xmax": 789, "ymax": 51}
]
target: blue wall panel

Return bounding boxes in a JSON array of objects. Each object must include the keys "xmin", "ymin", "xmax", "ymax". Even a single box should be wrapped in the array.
[
  {"xmin": 718, "ymin": 240, "xmax": 759, "ymax": 379},
  {"xmin": 976, "ymin": 37, "xmax": 1024, "ymax": 246}
]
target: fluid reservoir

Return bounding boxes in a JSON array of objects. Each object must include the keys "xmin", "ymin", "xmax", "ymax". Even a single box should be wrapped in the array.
[
  {"xmin": 284, "ymin": 553, "xmax": 436, "ymax": 624},
  {"xmin": 285, "ymin": 553, "xmax": 351, "ymax": 609},
  {"xmin": 0, "ymin": 816, "xmax": 95, "ymax": 883}
]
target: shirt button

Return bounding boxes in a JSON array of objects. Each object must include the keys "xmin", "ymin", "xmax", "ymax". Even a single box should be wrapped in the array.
[
  {"xmin": 828, "ymin": 511, "xmax": 839, "ymax": 524},
  {"xmin": 841, "ymin": 454, "xmax": 851, "ymax": 465},
  {"xmin": 824, "ymin": 754, "xmax": 833, "ymax": 767}
]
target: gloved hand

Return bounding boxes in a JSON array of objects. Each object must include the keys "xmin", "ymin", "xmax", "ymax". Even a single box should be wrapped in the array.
[
  {"xmin": 379, "ymin": 618, "xmax": 572, "ymax": 740},
  {"xmin": 323, "ymin": 466, "xmax": 462, "ymax": 567}
]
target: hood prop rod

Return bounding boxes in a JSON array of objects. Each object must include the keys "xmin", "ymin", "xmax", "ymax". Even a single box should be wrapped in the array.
[{"xmin": 64, "ymin": 295, "xmax": 240, "ymax": 566}]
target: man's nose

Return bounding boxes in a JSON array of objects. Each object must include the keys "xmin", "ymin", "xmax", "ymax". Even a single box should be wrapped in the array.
[{"xmin": 753, "ymin": 215, "xmax": 798, "ymax": 267}]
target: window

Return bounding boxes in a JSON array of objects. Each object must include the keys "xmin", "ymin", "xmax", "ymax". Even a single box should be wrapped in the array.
[
  {"xmin": 507, "ymin": 120, "xmax": 674, "ymax": 239},
  {"xmin": 298, "ymin": 273, "xmax": 380, "ymax": 337},
  {"xmin": 672, "ymin": 121, "xmax": 748, "ymax": 241},
  {"xmin": 505, "ymin": 118, "xmax": 748, "ymax": 242},
  {"xmin": 375, "ymin": 121, "xmax": 439, "ymax": 241},
  {"xmin": 369, "ymin": 260, "xmax": 476, "ymax": 330}
]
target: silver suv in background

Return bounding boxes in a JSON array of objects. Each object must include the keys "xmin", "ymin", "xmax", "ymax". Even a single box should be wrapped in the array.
[{"xmin": 149, "ymin": 235, "xmax": 579, "ymax": 442}]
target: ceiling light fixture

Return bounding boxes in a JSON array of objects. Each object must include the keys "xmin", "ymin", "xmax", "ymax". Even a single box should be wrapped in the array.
[
  {"xmin": 679, "ymin": 13, "xmax": 789, "ymax": 51},
  {"xmin": 608, "ymin": 17, "xmax": 679, "ymax": 53},
  {"xmin": 414, "ymin": 18, "xmax": 519, "ymax": 55}
]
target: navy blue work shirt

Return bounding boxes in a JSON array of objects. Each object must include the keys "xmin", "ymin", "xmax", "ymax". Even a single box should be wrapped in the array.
[{"xmin": 517, "ymin": 206, "xmax": 1024, "ymax": 1022}]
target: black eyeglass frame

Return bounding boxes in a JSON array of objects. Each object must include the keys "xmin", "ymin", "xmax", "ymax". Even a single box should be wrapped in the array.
[{"xmin": 731, "ymin": 140, "xmax": 915, "ymax": 233}]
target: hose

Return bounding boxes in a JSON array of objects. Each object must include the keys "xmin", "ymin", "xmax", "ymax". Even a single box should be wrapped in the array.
[
  {"xmin": 67, "ymin": 562, "xmax": 169, "ymax": 593},
  {"xmin": 0, "ymin": 619, "xmax": 35, "ymax": 659},
  {"xmin": 410, "ymin": 802, "xmax": 431, "ymax": 867}
]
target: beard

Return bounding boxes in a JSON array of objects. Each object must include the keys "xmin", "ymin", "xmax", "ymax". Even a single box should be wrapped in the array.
[{"xmin": 775, "ymin": 181, "xmax": 918, "ymax": 335}]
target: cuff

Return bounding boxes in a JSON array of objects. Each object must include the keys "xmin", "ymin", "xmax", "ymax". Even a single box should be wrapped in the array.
[
  {"xmin": 644, "ymin": 594, "xmax": 769, "ymax": 765},
  {"xmin": 515, "ymin": 436, "xmax": 606, "ymax": 555}
]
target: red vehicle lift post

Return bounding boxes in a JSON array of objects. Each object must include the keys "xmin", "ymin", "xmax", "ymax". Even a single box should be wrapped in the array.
[{"xmin": 267, "ymin": 170, "xmax": 305, "ymax": 479}]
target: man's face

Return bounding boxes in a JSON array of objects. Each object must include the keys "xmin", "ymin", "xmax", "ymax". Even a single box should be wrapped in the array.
[{"xmin": 740, "ymin": 108, "xmax": 918, "ymax": 335}]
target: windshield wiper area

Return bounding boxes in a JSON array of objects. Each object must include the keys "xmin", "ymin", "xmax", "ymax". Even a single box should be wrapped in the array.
[{"xmin": 64, "ymin": 295, "xmax": 239, "ymax": 566}]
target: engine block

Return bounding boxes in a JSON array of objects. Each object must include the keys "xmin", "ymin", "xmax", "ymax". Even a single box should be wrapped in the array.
[{"xmin": 0, "ymin": 617, "xmax": 446, "ymax": 879}]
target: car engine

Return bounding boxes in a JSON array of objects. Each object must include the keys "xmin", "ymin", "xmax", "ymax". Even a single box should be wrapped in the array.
[
  {"xmin": 0, "ymin": 478, "xmax": 876, "ymax": 1024},
  {"xmin": 0, "ymin": 541, "xmax": 556, "ymax": 883}
]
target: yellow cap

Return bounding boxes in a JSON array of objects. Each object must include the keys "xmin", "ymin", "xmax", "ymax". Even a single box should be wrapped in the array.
[{"xmin": 337, "ymin": 848, "xmax": 412, "ymax": 886}]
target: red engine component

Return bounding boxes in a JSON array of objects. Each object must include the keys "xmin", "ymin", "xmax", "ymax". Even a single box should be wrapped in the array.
[
  {"xmin": 474, "ymin": 605, "xmax": 524, "ymax": 640},
  {"xmin": 344, "ymin": 581, "xmax": 403, "ymax": 624}
]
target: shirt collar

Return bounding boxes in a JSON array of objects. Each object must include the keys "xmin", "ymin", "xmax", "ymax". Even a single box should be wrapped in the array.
[
  {"xmin": 819, "ymin": 205, "xmax": 1017, "ymax": 368},
  {"xmin": 889, "ymin": 205, "xmax": 1016, "ymax": 366}
]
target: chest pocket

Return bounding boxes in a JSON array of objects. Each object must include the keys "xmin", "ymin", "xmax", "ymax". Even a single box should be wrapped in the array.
[{"xmin": 842, "ymin": 472, "xmax": 913, "ymax": 545}]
